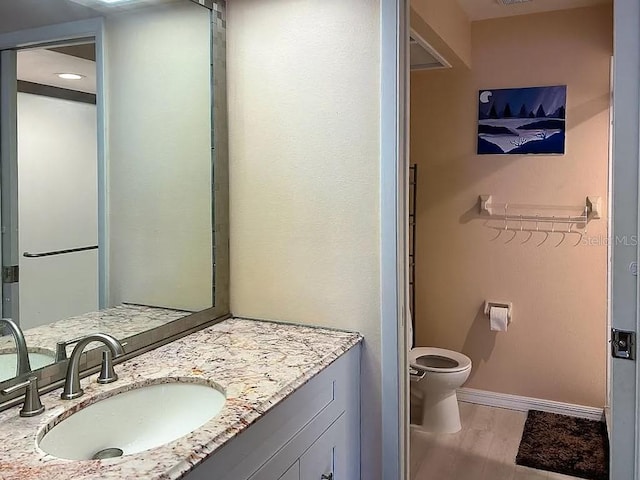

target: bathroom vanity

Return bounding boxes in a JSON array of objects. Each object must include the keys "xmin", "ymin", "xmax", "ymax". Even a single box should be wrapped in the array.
[
  {"xmin": 0, "ymin": 2, "xmax": 366, "ymax": 478},
  {"xmin": 0, "ymin": 318, "xmax": 361, "ymax": 480}
]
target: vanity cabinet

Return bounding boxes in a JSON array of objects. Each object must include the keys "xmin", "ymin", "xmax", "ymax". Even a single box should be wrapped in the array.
[
  {"xmin": 186, "ymin": 345, "xmax": 360, "ymax": 480},
  {"xmin": 278, "ymin": 463, "xmax": 300, "ymax": 480},
  {"xmin": 299, "ymin": 413, "xmax": 346, "ymax": 480},
  {"xmin": 255, "ymin": 413, "xmax": 346, "ymax": 480}
]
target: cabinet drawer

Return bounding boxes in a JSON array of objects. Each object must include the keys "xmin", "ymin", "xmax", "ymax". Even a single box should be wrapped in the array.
[
  {"xmin": 300, "ymin": 414, "xmax": 346, "ymax": 480},
  {"xmin": 279, "ymin": 461, "xmax": 300, "ymax": 480}
]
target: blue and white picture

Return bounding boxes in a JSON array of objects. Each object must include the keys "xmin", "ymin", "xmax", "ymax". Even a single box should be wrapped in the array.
[{"xmin": 477, "ymin": 85, "xmax": 566, "ymax": 155}]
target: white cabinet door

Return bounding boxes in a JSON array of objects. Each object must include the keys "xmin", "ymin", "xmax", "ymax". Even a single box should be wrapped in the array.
[
  {"xmin": 279, "ymin": 461, "xmax": 300, "ymax": 480},
  {"xmin": 300, "ymin": 414, "xmax": 346, "ymax": 480}
]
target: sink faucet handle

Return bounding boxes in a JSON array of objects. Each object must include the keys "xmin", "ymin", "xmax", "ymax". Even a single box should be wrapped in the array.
[
  {"xmin": 55, "ymin": 335, "xmax": 86, "ymax": 362},
  {"xmin": 97, "ymin": 350, "xmax": 118, "ymax": 384},
  {"xmin": 1, "ymin": 376, "xmax": 45, "ymax": 417}
]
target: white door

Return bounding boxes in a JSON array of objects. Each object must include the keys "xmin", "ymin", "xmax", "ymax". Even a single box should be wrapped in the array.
[
  {"xmin": 610, "ymin": 0, "xmax": 640, "ymax": 478},
  {"xmin": 0, "ymin": 48, "xmax": 99, "ymax": 329},
  {"xmin": 17, "ymin": 90, "xmax": 99, "ymax": 329}
]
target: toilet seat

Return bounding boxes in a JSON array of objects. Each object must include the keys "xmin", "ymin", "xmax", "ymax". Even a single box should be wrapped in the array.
[{"xmin": 409, "ymin": 347, "xmax": 472, "ymax": 374}]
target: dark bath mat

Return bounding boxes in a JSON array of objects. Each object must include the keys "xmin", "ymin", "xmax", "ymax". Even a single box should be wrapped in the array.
[{"xmin": 516, "ymin": 410, "xmax": 609, "ymax": 480}]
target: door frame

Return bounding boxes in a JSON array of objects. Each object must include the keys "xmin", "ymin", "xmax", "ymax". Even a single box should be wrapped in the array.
[
  {"xmin": 0, "ymin": 18, "xmax": 108, "ymax": 313},
  {"xmin": 381, "ymin": 0, "xmax": 409, "ymax": 478},
  {"xmin": 610, "ymin": 0, "xmax": 640, "ymax": 478},
  {"xmin": 388, "ymin": 0, "xmax": 640, "ymax": 477},
  {"xmin": 0, "ymin": 49, "xmax": 18, "ymax": 321}
]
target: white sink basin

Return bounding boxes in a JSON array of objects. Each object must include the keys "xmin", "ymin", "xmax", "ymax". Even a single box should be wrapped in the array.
[
  {"xmin": 0, "ymin": 351, "xmax": 55, "ymax": 382},
  {"xmin": 39, "ymin": 381, "xmax": 226, "ymax": 460}
]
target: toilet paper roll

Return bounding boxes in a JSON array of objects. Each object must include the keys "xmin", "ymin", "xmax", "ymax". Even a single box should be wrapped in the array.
[{"xmin": 490, "ymin": 306, "xmax": 509, "ymax": 332}]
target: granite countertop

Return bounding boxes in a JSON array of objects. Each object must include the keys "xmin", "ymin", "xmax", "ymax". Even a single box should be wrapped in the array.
[
  {"xmin": 0, "ymin": 304, "xmax": 189, "ymax": 355},
  {"xmin": 0, "ymin": 318, "xmax": 362, "ymax": 480}
]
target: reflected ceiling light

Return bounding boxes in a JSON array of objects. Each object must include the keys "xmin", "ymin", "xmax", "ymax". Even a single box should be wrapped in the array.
[{"xmin": 57, "ymin": 73, "xmax": 84, "ymax": 80}]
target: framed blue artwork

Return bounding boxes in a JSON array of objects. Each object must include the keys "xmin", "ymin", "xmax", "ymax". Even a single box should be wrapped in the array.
[{"xmin": 477, "ymin": 85, "xmax": 566, "ymax": 155}]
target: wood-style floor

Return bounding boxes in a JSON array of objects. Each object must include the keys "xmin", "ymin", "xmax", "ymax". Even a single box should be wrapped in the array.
[{"xmin": 410, "ymin": 403, "xmax": 583, "ymax": 480}]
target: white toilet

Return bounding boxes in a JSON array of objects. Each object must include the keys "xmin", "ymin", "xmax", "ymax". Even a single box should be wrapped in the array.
[
  {"xmin": 408, "ymin": 317, "xmax": 472, "ymax": 433},
  {"xmin": 409, "ymin": 346, "xmax": 472, "ymax": 433}
]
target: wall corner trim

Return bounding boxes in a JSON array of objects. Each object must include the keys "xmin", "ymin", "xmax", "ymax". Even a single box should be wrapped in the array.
[{"xmin": 456, "ymin": 387, "xmax": 605, "ymax": 422}]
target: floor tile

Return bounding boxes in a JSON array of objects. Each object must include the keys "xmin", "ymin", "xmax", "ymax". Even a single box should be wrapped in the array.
[{"xmin": 410, "ymin": 403, "xmax": 584, "ymax": 480}]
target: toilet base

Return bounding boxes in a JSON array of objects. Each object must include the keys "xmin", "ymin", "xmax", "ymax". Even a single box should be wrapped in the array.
[{"xmin": 419, "ymin": 389, "xmax": 461, "ymax": 433}]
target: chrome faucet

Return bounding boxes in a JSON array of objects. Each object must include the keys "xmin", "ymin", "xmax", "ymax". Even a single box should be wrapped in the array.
[
  {"xmin": 0, "ymin": 318, "xmax": 31, "ymax": 377},
  {"xmin": 61, "ymin": 333, "xmax": 125, "ymax": 400}
]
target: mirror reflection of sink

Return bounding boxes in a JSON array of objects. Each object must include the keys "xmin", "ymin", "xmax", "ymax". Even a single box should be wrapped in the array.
[
  {"xmin": 0, "ymin": 350, "xmax": 55, "ymax": 382},
  {"xmin": 39, "ymin": 381, "xmax": 226, "ymax": 460}
]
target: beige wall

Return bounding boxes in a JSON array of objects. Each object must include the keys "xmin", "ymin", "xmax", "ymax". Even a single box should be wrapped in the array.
[
  {"xmin": 411, "ymin": 6, "xmax": 612, "ymax": 407},
  {"xmin": 411, "ymin": 0, "xmax": 471, "ymax": 68},
  {"xmin": 227, "ymin": 0, "xmax": 382, "ymax": 477}
]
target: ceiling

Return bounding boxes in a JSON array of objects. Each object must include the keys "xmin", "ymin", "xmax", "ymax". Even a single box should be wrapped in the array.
[
  {"xmin": 17, "ymin": 48, "xmax": 96, "ymax": 94},
  {"xmin": 50, "ymin": 44, "xmax": 96, "ymax": 62},
  {"xmin": 0, "ymin": 0, "xmax": 182, "ymax": 35},
  {"xmin": 0, "ymin": 0, "xmax": 101, "ymax": 35},
  {"xmin": 0, "ymin": 0, "xmax": 612, "ymax": 35},
  {"xmin": 457, "ymin": 0, "xmax": 612, "ymax": 21}
]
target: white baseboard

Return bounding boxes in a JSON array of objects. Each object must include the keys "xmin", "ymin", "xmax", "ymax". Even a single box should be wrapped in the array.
[{"xmin": 456, "ymin": 387, "xmax": 604, "ymax": 422}]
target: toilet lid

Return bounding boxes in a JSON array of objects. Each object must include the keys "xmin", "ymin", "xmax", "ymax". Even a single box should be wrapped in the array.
[{"xmin": 409, "ymin": 347, "xmax": 472, "ymax": 373}]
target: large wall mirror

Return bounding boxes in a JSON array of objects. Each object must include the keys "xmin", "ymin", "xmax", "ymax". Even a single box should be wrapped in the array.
[{"xmin": 0, "ymin": 0, "xmax": 229, "ymax": 396}]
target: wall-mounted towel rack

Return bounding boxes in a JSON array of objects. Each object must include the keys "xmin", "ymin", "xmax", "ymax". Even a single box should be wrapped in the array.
[
  {"xmin": 478, "ymin": 195, "xmax": 601, "ymax": 231},
  {"xmin": 475, "ymin": 195, "xmax": 601, "ymax": 246},
  {"xmin": 23, "ymin": 245, "xmax": 98, "ymax": 258}
]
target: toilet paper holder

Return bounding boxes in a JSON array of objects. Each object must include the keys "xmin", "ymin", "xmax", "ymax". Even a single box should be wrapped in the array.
[{"xmin": 484, "ymin": 301, "xmax": 513, "ymax": 323}]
